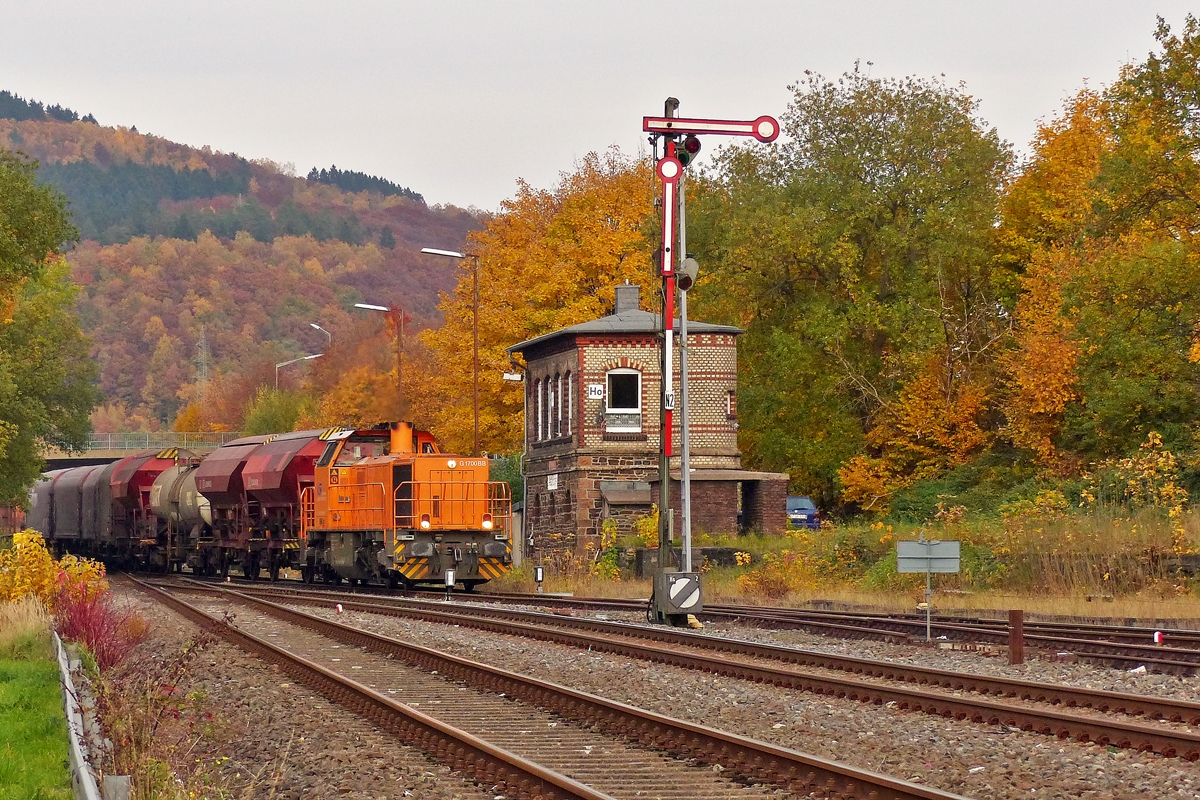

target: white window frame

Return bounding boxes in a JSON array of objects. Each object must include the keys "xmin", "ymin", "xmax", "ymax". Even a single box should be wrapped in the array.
[
  {"xmin": 534, "ymin": 379, "xmax": 543, "ymax": 441},
  {"xmin": 565, "ymin": 371, "xmax": 572, "ymax": 436},
  {"xmin": 605, "ymin": 368, "xmax": 642, "ymax": 433},
  {"xmin": 555, "ymin": 373, "xmax": 563, "ymax": 437}
]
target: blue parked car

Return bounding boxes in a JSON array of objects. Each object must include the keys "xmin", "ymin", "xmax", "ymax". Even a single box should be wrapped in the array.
[{"xmin": 786, "ymin": 496, "xmax": 821, "ymax": 530}]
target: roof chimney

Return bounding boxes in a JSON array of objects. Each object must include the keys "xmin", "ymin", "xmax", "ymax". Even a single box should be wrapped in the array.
[{"xmin": 614, "ymin": 284, "xmax": 639, "ymax": 315}]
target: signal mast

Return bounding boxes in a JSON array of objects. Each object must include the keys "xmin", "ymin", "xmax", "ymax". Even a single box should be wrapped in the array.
[{"xmin": 644, "ymin": 99, "xmax": 779, "ymax": 625}]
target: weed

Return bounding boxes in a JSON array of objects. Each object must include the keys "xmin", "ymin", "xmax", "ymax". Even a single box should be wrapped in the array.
[
  {"xmin": 54, "ymin": 589, "xmax": 149, "ymax": 672},
  {"xmin": 89, "ymin": 633, "xmax": 231, "ymax": 800}
]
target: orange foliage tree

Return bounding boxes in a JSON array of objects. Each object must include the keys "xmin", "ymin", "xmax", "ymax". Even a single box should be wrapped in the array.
[
  {"xmin": 839, "ymin": 358, "xmax": 991, "ymax": 511},
  {"xmin": 417, "ymin": 149, "xmax": 655, "ymax": 454}
]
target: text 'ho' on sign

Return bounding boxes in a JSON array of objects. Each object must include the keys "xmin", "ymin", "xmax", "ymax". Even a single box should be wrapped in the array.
[
  {"xmin": 896, "ymin": 540, "xmax": 961, "ymax": 574},
  {"xmin": 587, "ymin": 383, "xmax": 605, "ymax": 400}
]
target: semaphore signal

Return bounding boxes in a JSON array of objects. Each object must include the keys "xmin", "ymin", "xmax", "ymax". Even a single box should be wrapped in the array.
[{"xmin": 645, "ymin": 98, "xmax": 780, "ymax": 627}]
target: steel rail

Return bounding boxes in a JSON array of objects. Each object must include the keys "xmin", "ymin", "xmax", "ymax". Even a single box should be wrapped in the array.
[
  {"xmin": 129, "ymin": 578, "xmax": 616, "ymax": 800},
  {"xmin": 192, "ymin": 583, "xmax": 969, "ymax": 800},
  {"xmin": 195, "ymin": 580, "xmax": 1200, "ymax": 720},
  {"xmin": 439, "ymin": 591, "xmax": 1200, "ymax": 672},
  {"xmin": 466, "ymin": 591, "xmax": 1200, "ymax": 650},
  {"xmin": 168, "ymin": 576, "xmax": 1200, "ymax": 671},
  {"xmin": 175, "ymin": 581, "xmax": 1200, "ymax": 761}
]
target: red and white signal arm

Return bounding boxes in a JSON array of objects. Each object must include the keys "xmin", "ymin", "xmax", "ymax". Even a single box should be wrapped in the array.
[{"xmin": 643, "ymin": 114, "xmax": 780, "ymax": 143}]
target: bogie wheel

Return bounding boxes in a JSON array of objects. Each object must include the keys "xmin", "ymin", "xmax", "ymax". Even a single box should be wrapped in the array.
[{"xmin": 463, "ymin": 581, "xmax": 481, "ymax": 593}]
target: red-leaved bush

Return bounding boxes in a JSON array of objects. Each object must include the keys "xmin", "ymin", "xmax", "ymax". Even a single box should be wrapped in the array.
[{"xmin": 54, "ymin": 587, "xmax": 149, "ymax": 671}]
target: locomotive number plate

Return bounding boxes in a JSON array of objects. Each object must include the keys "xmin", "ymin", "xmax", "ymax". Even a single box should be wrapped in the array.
[{"xmin": 455, "ymin": 459, "xmax": 488, "ymax": 468}]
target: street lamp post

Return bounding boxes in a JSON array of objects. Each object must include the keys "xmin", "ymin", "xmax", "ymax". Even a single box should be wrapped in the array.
[
  {"xmin": 354, "ymin": 302, "xmax": 404, "ymax": 417},
  {"xmin": 421, "ymin": 247, "xmax": 480, "ymax": 456},
  {"xmin": 309, "ymin": 323, "xmax": 332, "ymax": 346},
  {"xmin": 275, "ymin": 353, "xmax": 324, "ymax": 390}
]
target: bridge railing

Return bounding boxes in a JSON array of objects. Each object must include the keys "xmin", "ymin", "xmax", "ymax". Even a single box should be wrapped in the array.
[{"xmin": 75, "ymin": 431, "xmax": 244, "ymax": 453}]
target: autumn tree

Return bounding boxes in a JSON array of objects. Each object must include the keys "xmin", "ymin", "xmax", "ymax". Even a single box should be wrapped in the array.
[
  {"xmin": 0, "ymin": 150, "xmax": 98, "ymax": 502},
  {"xmin": 688, "ymin": 68, "xmax": 1011, "ymax": 507},
  {"xmin": 993, "ymin": 93, "xmax": 1108, "ymax": 470},
  {"xmin": 418, "ymin": 149, "xmax": 655, "ymax": 454}
]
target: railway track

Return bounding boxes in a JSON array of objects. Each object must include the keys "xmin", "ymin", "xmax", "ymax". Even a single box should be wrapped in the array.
[
  {"xmin": 419, "ymin": 589, "xmax": 1200, "ymax": 673},
  {"xmin": 159, "ymin": 573, "xmax": 1200, "ymax": 672},
  {"xmin": 163, "ymin": 579, "xmax": 1200, "ymax": 761},
  {"xmin": 132, "ymin": 577, "xmax": 963, "ymax": 800}
]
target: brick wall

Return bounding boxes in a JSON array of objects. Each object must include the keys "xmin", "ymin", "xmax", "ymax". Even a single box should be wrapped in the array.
[
  {"xmin": 522, "ymin": 326, "xmax": 744, "ymax": 560},
  {"xmin": 745, "ymin": 478, "xmax": 789, "ymax": 536},
  {"xmin": 648, "ymin": 478, "xmax": 739, "ymax": 538}
]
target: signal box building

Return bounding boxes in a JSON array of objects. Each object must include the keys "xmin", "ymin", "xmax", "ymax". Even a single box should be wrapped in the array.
[{"xmin": 507, "ymin": 284, "xmax": 789, "ymax": 560}]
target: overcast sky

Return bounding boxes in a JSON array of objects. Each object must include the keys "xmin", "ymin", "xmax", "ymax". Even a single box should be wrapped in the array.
[{"xmin": 2, "ymin": 2, "xmax": 1194, "ymax": 210}]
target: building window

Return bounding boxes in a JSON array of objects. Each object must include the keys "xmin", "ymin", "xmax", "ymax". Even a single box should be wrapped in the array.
[
  {"xmin": 555, "ymin": 373, "xmax": 563, "ymax": 437},
  {"xmin": 534, "ymin": 379, "xmax": 543, "ymax": 441},
  {"xmin": 727, "ymin": 389, "xmax": 737, "ymax": 420},
  {"xmin": 606, "ymin": 368, "xmax": 641, "ymax": 432},
  {"xmin": 544, "ymin": 377, "xmax": 552, "ymax": 440},
  {"xmin": 565, "ymin": 371, "xmax": 572, "ymax": 436}
]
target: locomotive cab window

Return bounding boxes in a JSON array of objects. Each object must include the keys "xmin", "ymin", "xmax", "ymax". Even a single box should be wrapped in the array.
[
  {"xmin": 334, "ymin": 436, "xmax": 388, "ymax": 466},
  {"xmin": 316, "ymin": 440, "xmax": 339, "ymax": 467}
]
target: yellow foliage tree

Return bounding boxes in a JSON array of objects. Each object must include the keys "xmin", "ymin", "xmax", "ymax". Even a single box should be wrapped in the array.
[
  {"xmin": 0, "ymin": 531, "xmax": 108, "ymax": 610},
  {"xmin": 996, "ymin": 91, "xmax": 1109, "ymax": 270},
  {"xmin": 418, "ymin": 149, "xmax": 655, "ymax": 454}
]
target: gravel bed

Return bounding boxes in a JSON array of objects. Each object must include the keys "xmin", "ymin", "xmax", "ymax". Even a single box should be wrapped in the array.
[
  {"xmin": 117, "ymin": 585, "xmax": 495, "ymax": 800},
  {"xmin": 445, "ymin": 597, "xmax": 1200, "ymax": 702},
  {"xmin": 306, "ymin": 601, "xmax": 1200, "ymax": 800},
  {"xmin": 195, "ymin": 596, "xmax": 789, "ymax": 800}
]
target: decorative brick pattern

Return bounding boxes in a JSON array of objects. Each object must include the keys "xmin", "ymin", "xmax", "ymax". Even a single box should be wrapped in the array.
[{"xmin": 511, "ymin": 288, "xmax": 763, "ymax": 562}]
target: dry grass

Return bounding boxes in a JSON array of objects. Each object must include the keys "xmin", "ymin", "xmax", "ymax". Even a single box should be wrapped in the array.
[
  {"xmin": 501, "ymin": 570, "xmax": 1200, "ymax": 625},
  {"xmin": 0, "ymin": 597, "xmax": 52, "ymax": 659}
]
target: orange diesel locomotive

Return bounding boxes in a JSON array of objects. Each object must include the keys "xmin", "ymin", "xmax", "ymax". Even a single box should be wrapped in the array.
[{"xmin": 300, "ymin": 422, "xmax": 512, "ymax": 589}]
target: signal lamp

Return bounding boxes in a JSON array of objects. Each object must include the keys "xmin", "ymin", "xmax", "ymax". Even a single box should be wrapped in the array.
[
  {"xmin": 482, "ymin": 513, "xmax": 493, "ymax": 530},
  {"xmin": 420, "ymin": 514, "xmax": 431, "ymax": 530},
  {"xmin": 678, "ymin": 135, "xmax": 701, "ymax": 167}
]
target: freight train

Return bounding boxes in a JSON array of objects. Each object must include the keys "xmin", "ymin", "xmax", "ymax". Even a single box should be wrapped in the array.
[{"xmin": 28, "ymin": 422, "xmax": 513, "ymax": 588}]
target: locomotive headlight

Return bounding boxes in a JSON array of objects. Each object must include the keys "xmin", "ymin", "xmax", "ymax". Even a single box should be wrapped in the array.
[
  {"xmin": 481, "ymin": 513, "xmax": 493, "ymax": 530},
  {"xmin": 420, "ymin": 514, "xmax": 431, "ymax": 530}
]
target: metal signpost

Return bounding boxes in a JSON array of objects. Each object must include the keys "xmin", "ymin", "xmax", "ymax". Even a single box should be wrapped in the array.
[
  {"xmin": 644, "ymin": 99, "xmax": 779, "ymax": 625},
  {"xmin": 896, "ymin": 534, "xmax": 961, "ymax": 642}
]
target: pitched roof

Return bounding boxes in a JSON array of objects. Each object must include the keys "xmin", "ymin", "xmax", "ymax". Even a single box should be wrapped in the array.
[{"xmin": 507, "ymin": 307, "xmax": 742, "ymax": 356}]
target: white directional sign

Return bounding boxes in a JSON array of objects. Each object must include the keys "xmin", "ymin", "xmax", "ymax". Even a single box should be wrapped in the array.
[
  {"xmin": 897, "ymin": 540, "xmax": 961, "ymax": 574},
  {"xmin": 587, "ymin": 383, "xmax": 605, "ymax": 400}
]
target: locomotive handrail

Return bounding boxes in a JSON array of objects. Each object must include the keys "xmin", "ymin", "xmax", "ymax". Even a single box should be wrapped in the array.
[
  {"xmin": 394, "ymin": 480, "xmax": 512, "ymax": 535},
  {"xmin": 329, "ymin": 481, "xmax": 389, "ymax": 530},
  {"xmin": 299, "ymin": 487, "xmax": 315, "ymax": 541}
]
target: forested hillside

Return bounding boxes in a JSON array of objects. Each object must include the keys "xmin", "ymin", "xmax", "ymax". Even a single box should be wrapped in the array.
[{"xmin": 0, "ymin": 103, "xmax": 481, "ymax": 432}]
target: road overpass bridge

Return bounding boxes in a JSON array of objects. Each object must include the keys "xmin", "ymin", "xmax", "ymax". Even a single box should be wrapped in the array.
[{"xmin": 43, "ymin": 432, "xmax": 243, "ymax": 469}]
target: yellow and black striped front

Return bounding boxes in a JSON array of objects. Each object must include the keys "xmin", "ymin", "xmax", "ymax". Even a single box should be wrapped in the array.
[
  {"xmin": 476, "ymin": 556, "xmax": 508, "ymax": 580},
  {"xmin": 397, "ymin": 557, "xmax": 431, "ymax": 581}
]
